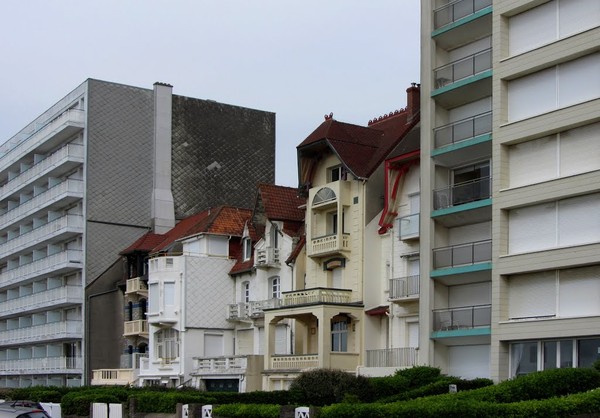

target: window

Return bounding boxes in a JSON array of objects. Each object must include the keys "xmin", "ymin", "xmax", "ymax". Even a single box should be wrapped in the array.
[
  {"xmin": 329, "ymin": 165, "xmax": 347, "ymax": 182},
  {"xmin": 155, "ymin": 328, "xmax": 179, "ymax": 362},
  {"xmin": 270, "ymin": 276, "xmax": 281, "ymax": 299},
  {"xmin": 243, "ymin": 281, "xmax": 250, "ymax": 303},
  {"xmin": 270, "ymin": 224, "xmax": 279, "ymax": 248},
  {"xmin": 243, "ymin": 237, "xmax": 252, "ymax": 261},
  {"xmin": 451, "ymin": 162, "xmax": 490, "ymax": 205},
  {"xmin": 149, "ymin": 283, "xmax": 159, "ymax": 313},
  {"xmin": 331, "ymin": 316, "xmax": 349, "ymax": 352},
  {"xmin": 313, "ymin": 187, "xmax": 336, "ymax": 205},
  {"xmin": 164, "ymin": 282, "xmax": 175, "ymax": 306}
]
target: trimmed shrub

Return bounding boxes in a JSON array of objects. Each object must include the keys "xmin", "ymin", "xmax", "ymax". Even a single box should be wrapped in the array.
[
  {"xmin": 213, "ymin": 403, "xmax": 280, "ymax": 418},
  {"xmin": 289, "ymin": 368, "xmax": 375, "ymax": 405},
  {"xmin": 61, "ymin": 392, "xmax": 121, "ymax": 416},
  {"xmin": 378, "ymin": 376, "xmax": 493, "ymax": 403},
  {"xmin": 132, "ymin": 392, "xmax": 215, "ymax": 413}
]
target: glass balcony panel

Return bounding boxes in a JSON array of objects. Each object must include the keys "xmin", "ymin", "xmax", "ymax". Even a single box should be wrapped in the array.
[
  {"xmin": 434, "ymin": 49, "xmax": 492, "ymax": 88},
  {"xmin": 433, "ymin": 247, "xmax": 452, "ymax": 269},
  {"xmin": 473, "ymin": 112, "xmax": 492, "ymax": 137},
  {"xmin": 433, "ymin": 240, "xmax": 492, "ymax": 269},
  {"xmin": 451, "ymin": 243, "xmax": 473, "ymax": 265},
  {"xmin": 434, "ymin": 0, "xmax": 492, "ymax": 29},
  {"xmin": 474, "ymin": 49, "xmax": 492, "ymax": 73},
  {"xmin": 399, "ymin": 214, "xmax": 419, "ymax": 239},
  {"xmin": 473, "ymin": 240, "xmax": 492, "ymax": 263},
  {"xmin": 433, "ymin": 304, "xmax": 491, "ymax": 331}
]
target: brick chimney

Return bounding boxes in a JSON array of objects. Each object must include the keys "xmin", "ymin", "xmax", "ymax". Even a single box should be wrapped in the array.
[{"xmin": 406, "ymin": 83, "xmax": 420, "ymax": 122}]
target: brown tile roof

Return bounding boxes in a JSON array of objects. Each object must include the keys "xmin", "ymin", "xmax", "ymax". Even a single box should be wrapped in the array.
[
  {"xmin": 285, "ymin": 235, "xmax": 305, "ymax": 265},
  {"xmin": 256, "ymin": 183, "xmax": 305, "ymax": 222},
  {"xmin": 120, "ymin": 233, "xmax": 167, "ymax": 255}
]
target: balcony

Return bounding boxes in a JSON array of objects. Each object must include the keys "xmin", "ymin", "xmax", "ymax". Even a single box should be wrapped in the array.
[
  {"xmin": 270, "ymin": 354, "xmax": 319, "ymax": 370},
  {"xmin": 227, "ymin": 298, "xmax": 281, "ymax": 321},
  {"xmin": 308, "ymin": 233, "xmax": 350, "ymax": 257},
  {"xmin": 433, "ymin": 304, "xmax": 491, "ymax": 331},
  {"xmin": 125, "ymin": 277, "xmax": 148, "ymax": 296},
  {"xmin": 280, "ymin": 288, "xmax": 353, "ymax": 307},
  {"xmin": 398, "ymin": 214, "xmax": 419, "ymax": 240},
  {"xmin": 435, "ymin": 49, "xmax": 492, "ymax": 90},
  {"xmin": 0, "ymin": 356, "xmax": 82, "ymax": 374},
  {"xmin": 0, "ymin": 214, "xmax": 83, "ymax": 261},
  {"xmin": 255, "ymin": 247, "xmax": 280, "ymax": 268},
  {"xmin": 365, "ymin": 347, "xmax": 418, "ymax": 368},
  {"xmin": 0, "ymin": 109, "xmax": 85, "ymax": 171},
  {"xmin": 433, "ymin": 0, "xmax": 492, "ymax": 50},
  {"xmin": 389, "ymin": 275, "xmax": 420, "ymax": 300},
  {"xmin": 433, "ymin": 177, "xmax": 491, "ymax": 211},
  {"xmin": 0, "ymin": 320, "xmax": 82, "ymax": 346},
  {"xmin": 433, "ymin": 240, "xmax": 492, "ymax": 270},
  {"xmin": 0, "ymin": 143, "xmax": 84, "ymax": 202},
  {"xmin": 0, "ymin": 179, "xmax": 84, "ymax": 230},
  {"xmin": 0, "ymin": 249, "xmax": 83, "ymax": 288},
  {"xmin": 434, "ymin": 112, "xmax": 492, "ymax": 150},
  {"xmin": 91, "ymin": 368, "xmax": 136, "ymax": 386},
  {"xmin": 192, "ymin": 355, "xmax": 253, "ymax": 375},
  {"xmin": 123, "ymin": 320, "xmax": 148, "ymax": 337},
  {"xmin": 0, "ymin": 285, "xmax": 82, "ymax": 317},
  {"xmin": 435, "ymin": 0, "xmax": 492, "ymax": 29}
]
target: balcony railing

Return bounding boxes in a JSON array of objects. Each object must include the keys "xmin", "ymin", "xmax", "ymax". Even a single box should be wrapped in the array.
[
  {"xmin": 123, "ymin": 320, "xmax": 148, "ymax": 336},
  {"xmin": 434, "ymin": 48, "xmax": 492, "ymax": 89},
  {"xmin": 433, "ymin": 304, "xmax": 491, "ymax": 331},
  {"xmin": 434, "ymin": 0, "xmax": 492, "ymax": 29},
  {"xmin": 227, "ymin": 298, "xmax": 281, "ymax": 320},
  {"xmin": 255, "ymin": 247, "xmax": 280, "ymax": 268},
  {"xmin": 433, "ymin": 239, "xmax": 491, "ymax": 269},
  {"xmin": 434, "ymin": 112, "xmax": 492, "ymax": 149},
  {"xmin": 0, "ymin": 320, "xmax": 82, "ymax": 346},
  {"xmin": 398, "ymin": 214, "xmax": 419, "ymax": 240},
  {"xmin": 125, "ymin": 277, "xmax": 148, "ymax": 295},
  {"xmin": 0, "ymin": 143, "xmax": 84, "ymax": 202},
  {"xmin": 389, "ymin": 275, "xmax": 420, "ymax": 300},
  {"xmin": 0, "ymin": 214, "xmax": 83, "ymax": 260},
  {"xmin": 365, "ymin": 347, "xmax": 418, "ymax": 368},
  {"xmin": 281, "ymin": 288, "xmax": 352, "ymax": 307},
  {"xmin": 0, "ymin": 249, "xmax": 83, "ymax": 288},
  {"xmin": 309, "ymin": 233, "xmax": 351, "ymax": 256},
  {"xmin": 433, "ymin": 176, "xmax": 491, "ymax": 210},
  {"xmin": 0, "ymin": 356, "xmax": 82, "ymax": 374},
  {"xmin": 0, "ymin": 285, "xmax": 82, "ymax": 317},
  {"xmin": 192, "ymin": 356, "xmax": 248, "ymax": 374},
  {"xmin": 91, "ymin": 368, "xmax": 136, "ymax": 386},
  {"xmin": 270, "ymin": 354, "xmax": 319, "ymax": 370},
  {"xmin": 0, "ymin": 179, "xmax": 84, "ymax": 228},
  {"xmin": 0, "ymin": 109, "xmax": 85, "ymax": 167}
]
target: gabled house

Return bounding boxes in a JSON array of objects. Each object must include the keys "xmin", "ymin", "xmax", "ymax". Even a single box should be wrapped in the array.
[
  {"xmin": 261, "ymin": 85, "xmax": 420, "ymax": 390},
  {"xmin": 190, "ymin": 184, "xmax": 305, "ymax": 392}
]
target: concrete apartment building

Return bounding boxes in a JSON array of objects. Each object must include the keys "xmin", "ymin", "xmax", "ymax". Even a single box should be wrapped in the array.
[
  {"xmin": 0, "ymin": 79, "xmax": 275, "ymax": 387},
  {"xmin": 421, "ymin": 0, "xmax": 600, "ymax": 381}
]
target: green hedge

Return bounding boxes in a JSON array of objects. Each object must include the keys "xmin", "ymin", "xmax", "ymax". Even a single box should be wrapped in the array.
[
  {"xmin": 132, "ymin": 392, "xmax": 215, "ymax": 413},
  {"xmin": 213, "ymin": 404, "xmax": 280, "ymax": 418}
]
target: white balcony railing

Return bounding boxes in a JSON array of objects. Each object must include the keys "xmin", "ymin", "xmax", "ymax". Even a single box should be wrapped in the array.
[
  {"xmin": 281, "ymin": 288, "xmax": 352, "ymax": 307},
  {"xmin": 192, "ymin": 356, "xmax": 248, "ymax": 374},
  {"xmin": 0, "ymin": 214, "xmax": 83, "ymax": 260},
  {"xmin": 0, "ymin": 179, "xmax": 84, "ymax": 228},
  {"xmin": 125, "ymin": 277, "xmax": 148, "ymax": 295},
  {"xmin": 0, "ymin": 320, "xmax": 82, "ymax": 346},
  {"xmin": 309, "ymin": 233, "xmax": 350, "ymax": 256},
  {"xmin": 91, "ymin": 368, "xmax": 136, "ymax": 386},
  {"xmin": 0, "ymin": 356, "xmax": 82, "ymax": 374},
  {"xmin": 123, "ymin": 320, "xmax": 148, "ymax": 336},
  {"xmin": 0, "ymin": 285, "xmax": 82, "ymax": 317},
  {"xmin": 255, "ymin": 247, "xmax": 280, "ymax": 268},
  {"xmin": 0, "ymin": 109, "xmax": 85, "ymax": 170},
  {"xmin": 227, "ymin": 298, "xmax": 281, "ymax": 320},
  {"xmin": 0, "ymin": 249, "xmax": 83, "ymax": 288},
  {"xmin": 389, "ymin": 275, "xmax": 420, "ymax": 300},
  {"xmin": 270, "ymin": 354, "xmax": 319, "ymax": 370},
  {"xmin": 0, "ymin": 143, "xmax": 84, "ymax": 202},
  {"xmin": 365, "ymin": 347, "xmax": 418, "ymax": 368}
]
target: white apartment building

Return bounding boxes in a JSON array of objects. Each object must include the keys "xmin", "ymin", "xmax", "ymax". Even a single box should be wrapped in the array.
[
  {"xmin": 0, "ymin": 79, "xmax": 275, "ymax": 388},
  {"xmin": 421, "ymin": 0, "xmax": 600, "ymax": 381}
]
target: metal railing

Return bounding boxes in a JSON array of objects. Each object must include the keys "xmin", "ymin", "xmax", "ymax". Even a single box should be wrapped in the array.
[
  {"xmin": 398, "ymin": 213, "xmax": 419, "ymax": 239},
  {"xmin": 434, "ymin": 112, "xmax": 492, "ymax": 148},
  {"xmin": 434, "ymin": 48, "xmax": 492, "ymax": 89},
  {"xmin": 434, "ymin": 0, "xmax": 492, "ymax": 29},
  {"xmin": 365, "ymin": 347, "xmax": 418, "ymax": 368},
  {"xmin": 0, "ymin": 285, "xmax": 82, "ymax": 317},
  {"xmin": 433, "ymin": 304, "xmax": 491, "ymax": 331},
  {"xmin": 433, "ymin": 239, "xmax": 491, "ymax": 269},
  {"xmin": 433, "ymin": 176, "xmax": 491, "ymax": 209},
  {"xmin": 389, "ymin": 275, "xmax": 420, "ymax": 299},
  {"xmin": 281, "ymin": 288, "xmax": 352, "ymax": 307}
]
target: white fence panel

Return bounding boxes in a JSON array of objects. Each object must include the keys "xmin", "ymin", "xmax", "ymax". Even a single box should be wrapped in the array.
[
  {"xmin": 92, "ymin": 403, "xmax": 108, "ymax": 418},
  {"xmin": 40, "ymin": 402, "xmax": 62, "ymax": 418},
  {"xmin": 109, "ymin": 403, "xmax": 122, "ymax": 418},
  {"xmin": 201, "ymin": 404, "xmax": 212, "ymax": 418},
  {"xmin": 295, "ymin": 406, "xmax": 310, "ymax": 418}
]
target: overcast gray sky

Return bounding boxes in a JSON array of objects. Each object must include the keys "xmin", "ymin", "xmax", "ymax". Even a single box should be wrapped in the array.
[{"xmin": 0, "ymin": 1, "xmax": 420, "ymax": 188}]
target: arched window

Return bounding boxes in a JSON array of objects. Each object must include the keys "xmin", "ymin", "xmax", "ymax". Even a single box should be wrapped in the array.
[{"xmin": 312, "ymin": 187, "xmax": 336, "ymax": 206}]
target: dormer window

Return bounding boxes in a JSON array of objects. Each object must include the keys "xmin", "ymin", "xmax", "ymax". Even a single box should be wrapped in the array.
[
  {"xmin": 243, "ymin": 237, "xmax": 252, "ymax": 261},
  {"xmin": 269, "ymin": 224, "xmax": 279, "ymax": 248},
  {"xmin": 329, "ymin": 165, "xmax": 347, "ymax": 182}
]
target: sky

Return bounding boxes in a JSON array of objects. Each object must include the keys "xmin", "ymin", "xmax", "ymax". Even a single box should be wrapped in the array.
[{"xmin": 0, "ymin": 1, "xmax": 420, "ymax": 188}]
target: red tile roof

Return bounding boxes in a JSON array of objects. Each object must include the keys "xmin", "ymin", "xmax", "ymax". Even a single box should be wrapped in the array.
[
  {"xmin": 120, "ymin": 233, "xmax": 167, "ymax": 255},
  {"xmin": 256, "ymin": 183, "xmax": 305, "ymax": 222}
]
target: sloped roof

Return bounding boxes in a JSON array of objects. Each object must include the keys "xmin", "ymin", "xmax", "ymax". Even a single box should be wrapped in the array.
[
  {"xmin": 256, "ymin": 183, "xmax": 305, "ymax": 222},
  {"xmin": 120, "ymin": 233, "xmax": 167, "ymax": 255}
]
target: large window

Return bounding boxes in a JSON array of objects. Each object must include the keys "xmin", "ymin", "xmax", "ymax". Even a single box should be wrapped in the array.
[
  {"xmin": 508, "ymin": 53, "xmax": 600, "ymax": 121},
  {"xmin": 331, "ymin": 315, "xmax": 349, "ymax": 352},
  {"xmin": 270, "ymin": 276, "xmax": 281, "ymax": 299},
  {"xmin": 243, "ymin": 238, "xmax": 252, "ymax": 261},
  {"xmin": 509, "ymin": 0, "xmax": 600, "ymax": 56},
  {"xmin": 508, "ymin": 193, "xmax": 600, "ymax": 254},
  {"xmin": 510, "ymin": 338, "xmax": 599, "ymax": 377},
  {"xmin": 155, "ymin": 328, "xmax": 179, "ymax": 362},
  {"xmin": 243, "ymin": 281, "xmax": 250, "ymax": 303},
  {"xmin": 508, "ymin": 122, "xmax": 600, "ymax": 188}
]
